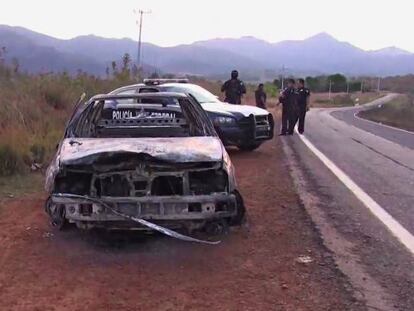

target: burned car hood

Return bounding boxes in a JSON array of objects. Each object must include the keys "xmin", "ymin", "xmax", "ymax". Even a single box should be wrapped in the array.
[
  {"xmin": 202, "ymin": 102, "xmax": 269, "ymax": 117},
  {"xmin": 59, "ymin": 137, "xmax": 224, "ymax": 165}
]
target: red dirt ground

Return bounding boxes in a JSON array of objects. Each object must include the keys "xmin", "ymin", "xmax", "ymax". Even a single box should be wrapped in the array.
[{"xmin": 0, "ymin": 131, "xmax": 362, "ymax": 310}]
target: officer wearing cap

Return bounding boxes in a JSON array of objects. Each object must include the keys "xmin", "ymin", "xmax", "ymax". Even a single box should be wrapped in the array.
[
  {"xmin": 294, "ymin": 78, "xmax": 311, "ymax": 134},
  {"xmin": 221, "ymin": 70, "xmax": 247, "ymax": 105},
  {"xmin": 278, "ymin": 78, "xmax": 297, "ymax": 135}
]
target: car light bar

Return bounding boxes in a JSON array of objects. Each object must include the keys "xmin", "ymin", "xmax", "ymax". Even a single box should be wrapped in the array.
[{"xmin": 144, "ymin": 78, "xmax": 189, "ymax": 85}]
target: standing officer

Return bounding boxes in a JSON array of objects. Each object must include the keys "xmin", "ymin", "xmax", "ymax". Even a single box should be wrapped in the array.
[
  {"xmin": 294, "ymin": 78, "xmax": 311, "ymax": 134},
  {"xmin": 278, "ymin": 79, "xmax": 297, "ymax": 135},
  {"xmin": 221, "ymin": 70, "xmax": 247, "ymax": 105},
  {"xmin": 255, "ymin": 83, "xmax": 267, "ymax": 109}
]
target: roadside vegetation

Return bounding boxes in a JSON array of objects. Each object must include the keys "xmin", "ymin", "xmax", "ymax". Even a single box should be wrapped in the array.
[
  {"xmin": 0, "ymin": 64, "xmax": 280, "ymax": 179},
  {"xmin": 0, "ymin": 173, "xmax": 43, "ymax": 199},
  {"xmin": 1, "ymin": 52, "xmax": 414, "ymax": 179},
  {"xmin": 0, "ymin": 54, "xmax": 137, "ymax": 177},
  {"xmin": 358, "ymin": 95, "xmax": 414, "ymax": 132},
  {"xmin": 311, "ymin": 92, "xmax": 386, "ymax": 108}
]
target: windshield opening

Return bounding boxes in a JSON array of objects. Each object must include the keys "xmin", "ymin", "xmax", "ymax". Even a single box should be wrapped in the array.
[{"xmin": 68, "ymin": 96, "xmax": 215, "ymax": 139}]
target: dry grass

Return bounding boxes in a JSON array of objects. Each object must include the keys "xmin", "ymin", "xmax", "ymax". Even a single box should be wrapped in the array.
[
  {"xmin": 0, "ymin": 66, "xmax": 137, "ymax": 176},
  {"xmin": 0, "ymin": 173, "xmax": 43, "ymax": 199},
  {"xmin": 2, "ymin": 62, "xmax": 388, "ymax": 178},
  {"xmin": 311, "ymin": 92, "xmax": 386, "ymax": 108},
  {"xmin": 0, "ymin": 69, "xmax": 247, "ymax": 176},
  {"xmin": 358, "ymin": 95, "xmax": 414, "ymax": 132}
]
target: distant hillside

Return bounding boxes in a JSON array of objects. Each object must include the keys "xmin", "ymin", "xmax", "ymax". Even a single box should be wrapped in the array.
[
  {"xmin": 1, "ymin": 25, "xmax": 414, "ymax": 77},
  {"xmin": 196, "ymin": 33, "xmax": 414, "ymax": 76},
  {"xmin": 0, "ymin": 26, "xmax": 103, "ymax": 75}
]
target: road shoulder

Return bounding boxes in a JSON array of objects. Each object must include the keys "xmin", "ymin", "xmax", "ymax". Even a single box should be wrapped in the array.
[{"xmin": 283, "ymin": 135, "xmax": 414, "ymax": 311}]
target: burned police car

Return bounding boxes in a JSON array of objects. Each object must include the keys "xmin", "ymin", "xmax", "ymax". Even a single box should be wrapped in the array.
[
  {"xmin": 45, "ymin": 92, "xmax": 245, "ymax": 242},
  {"xmin": 110, "ymin": 79, "xmax": 274, "ymax": 151}
]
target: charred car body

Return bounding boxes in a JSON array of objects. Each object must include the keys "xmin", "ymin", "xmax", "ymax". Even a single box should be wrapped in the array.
[
  {"xmin": 45, "ymin": 92, "xmax": 245, "ymax": 234},
  {"xmin": 110, "ymin": 80, "xmax": 274, "ymax": 151}
]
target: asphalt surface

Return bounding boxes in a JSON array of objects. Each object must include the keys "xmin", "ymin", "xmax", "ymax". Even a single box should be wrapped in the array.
[
  {"xmin": 285, "ymin": 94, "xmax": 414, "ymax": 310},
  {"xmin": 305, "ymin": 94, "xmax": 414, "ymax": 233},
  {"xmin": 331, "ymin": 94, "xmax": 414, "ymax": 150}
]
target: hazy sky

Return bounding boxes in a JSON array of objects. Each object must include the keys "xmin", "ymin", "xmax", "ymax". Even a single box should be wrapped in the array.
[{"xmin": 1, "ymin": 0, "xmax": 413, "ymax": 51}]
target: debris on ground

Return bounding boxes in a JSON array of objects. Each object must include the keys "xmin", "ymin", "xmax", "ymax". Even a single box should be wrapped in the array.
[
  {"xmin": 42, "ymin": 232, "xmax": 54, "ymax": 238},
  {"xmin": 31, "ymin": 163, "xmax": 42, "ymax": 171},
  {"xmin": 296, "ymin": 255, "xmax": 314, "ymax": 264}
]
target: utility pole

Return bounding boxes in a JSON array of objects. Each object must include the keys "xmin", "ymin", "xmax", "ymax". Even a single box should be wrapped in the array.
[
  {"xmin": 328, "ymin": 80, "xmax": 332, "ymax": 99},
  {"xmin": 360, "ymin": 80, "xmax": 364, "ymax": 93},
  {"xmin": 346, "ymin": 81, "xmax": 350, "ymax": 93},
  {"xmin": 280, "ymin": 65, "xmax": 286, "ymax": 90},
  {"xmin": 134, "ymin": 9, "xmax": 151, "ymax": 70},
  {"xmin": 377, "ymin": 77, "xmax": 381, "ymax": 92}
]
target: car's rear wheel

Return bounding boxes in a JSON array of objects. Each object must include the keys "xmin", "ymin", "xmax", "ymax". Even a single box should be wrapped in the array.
[{"xmin": 237, "ymin": 142, "xmax": 261, "ymax": 151}]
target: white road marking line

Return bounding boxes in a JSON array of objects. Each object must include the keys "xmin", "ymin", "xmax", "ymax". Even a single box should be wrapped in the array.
[
  {"xmin": 296, "ymin": 130, "xmax": 414, "ymax": 256},
  {"xmin": 353, "ymin": 112, "xmax": 414, "ymax": 135}
]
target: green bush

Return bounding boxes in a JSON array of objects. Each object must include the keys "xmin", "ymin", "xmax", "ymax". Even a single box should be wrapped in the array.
[
  {"xmin": 314, "ymin": 98, "xmax": 331, "ymax": 104},
  {"xmin": 332, "ymin": 94, "xmax": 352, "ymax": 106},
  {"xmin": 264, "ymin": 83, "xmax": 279, "ymax": 97},
  {"xmin": 30, "ymin": 144, "xmax": 46, "ymax": 164},
  {"xmin": 0, "ymin": 145, "xmax": 21, "ymax": 176},
  {"xmin": 41, "ymin": 82, "xmax": 71, "ymax": 110}
]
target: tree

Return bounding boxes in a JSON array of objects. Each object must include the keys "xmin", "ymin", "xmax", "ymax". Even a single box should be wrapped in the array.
[
  {"xmin": 131, "ymin": 64, "xmax": 139, "ymax": 80},
  {"xmin": 12, "ymin": 57, "xmax": 19, "ymax": 74},
  {"xmin": 272, "ymin": 79, "xmax": 281, "ymax": 88},
  {"xmin": 348, "ymin": 80, "xmax": 362, "ymax": 93},
  {"xmin": 328, "ymin": 73, "xmax": 347, "ymax": 92},
  {"xmin": 122, "ymin": 53, "xmax": 131, "ymax": 72},
  {"xmin": 113, "ymin": 53, "xmax": 133, "ymax": 83},
  {"xmin": 0, "ymin": 46, "xmax": 7, "ymax": 65},
  {"xmin": 306, "ymin": 76, "xmax": 328, "ymax": 92},
  {"xmin": 162, "ymin": 73, "xmax": 176, "ymax": 79},
  {"xmin": 149, "ymin": 71, "xmax": 160, "ymax": 79},
  {"xmin": 111, "ymin": 61, "xmax": 117, "ymax": 75}
]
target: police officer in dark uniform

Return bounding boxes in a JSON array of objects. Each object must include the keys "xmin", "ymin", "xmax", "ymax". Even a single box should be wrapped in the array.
[
  {"xmin": 294, "ymin": 78, "xmax": 311, "ymax": 134},
  {"xmin": 278, "ymin": 79, "xmax": 297, "ymax": 135},
  {"xmin": 255, "ymin": 83, "xmax": 267, "ymax": 109},
  {"xmin": 221, "ymin": 70, "xmax": 247, "ymax": 105}
]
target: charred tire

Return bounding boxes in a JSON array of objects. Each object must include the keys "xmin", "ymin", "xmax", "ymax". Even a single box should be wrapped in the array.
[
  {"xmin": 229, "ymin": 190, "xmax": 246, "ymax": 226},
  {"xmin": 237, "ymin": 142, "xmax": 261, "ymax": 151},
  {"xmin": 205, "ymin": 219, "xmax": 229, "ymax": 236},
  {"xmin": 45, "ymin": 197, "xmax": 68, "ymax": 230}
]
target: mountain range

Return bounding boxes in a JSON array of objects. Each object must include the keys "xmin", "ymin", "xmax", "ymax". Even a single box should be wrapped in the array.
[{"xmin": 1, "ymin": 24, "xmax": 414, "ymax": 78}]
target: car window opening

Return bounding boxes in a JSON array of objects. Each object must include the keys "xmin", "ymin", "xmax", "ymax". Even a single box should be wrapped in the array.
[{"xmin": 69, "ymin": 96, "xmax": 214, "ymax": 139}]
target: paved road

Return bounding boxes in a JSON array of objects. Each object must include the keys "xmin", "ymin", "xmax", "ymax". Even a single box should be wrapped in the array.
[
  {"xmin": 331, "ymin": 94, "xmax": 414, "ymax": 150},
  {"xmin": 305, "ymin": 94, "xmax": 414, "ymax": 233},
  {"xmin": 285, "ymin": 94, "xmax": 414, "ymax": 310}
]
